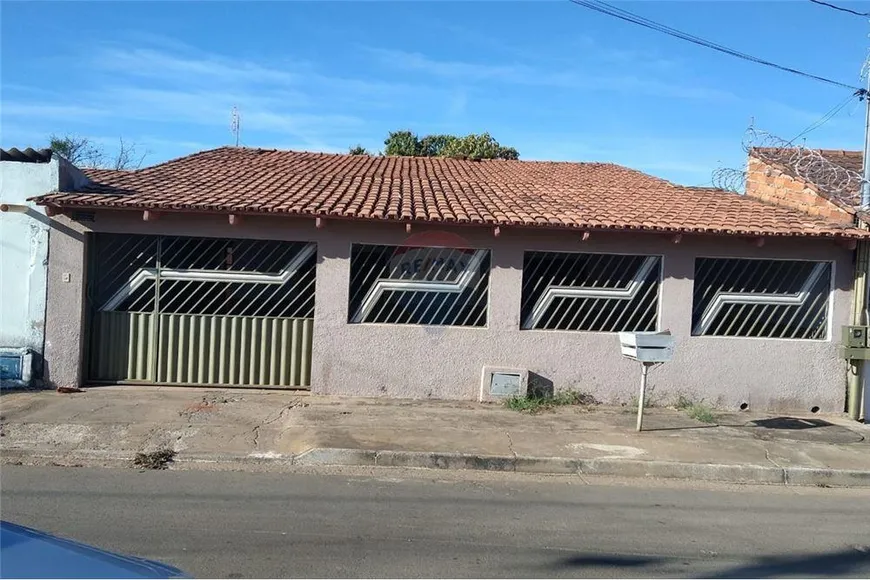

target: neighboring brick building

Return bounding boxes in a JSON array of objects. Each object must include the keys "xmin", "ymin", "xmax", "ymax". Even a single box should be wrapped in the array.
[{"xmin": 745, "ymin": 147, "xmax": 862, "ymax": 225}]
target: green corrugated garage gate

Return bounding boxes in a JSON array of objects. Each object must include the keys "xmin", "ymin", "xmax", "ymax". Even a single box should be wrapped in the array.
[{"xmin": 85, "ymin": 234, "xmax": 316, "ymax": 388}]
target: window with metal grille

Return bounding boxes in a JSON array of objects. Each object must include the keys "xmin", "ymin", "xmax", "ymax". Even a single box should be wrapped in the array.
[
  {"xmin": 91, "ymin": 234, "xmax": 159, "ymax": 313},
  {"xmin": 348, "ymin": 244, "xmax": 490, "ymax": 326},
  {"xmin": 520, "ymin": 252, "xmax": 662, "ymax": 332},
  {"xmin": 91, "ymin": 234, "xmax": 316, "ymax": 318},
  {"xmin": 692, "ymin": 258, "xmax": 832, "ymax": 339}
]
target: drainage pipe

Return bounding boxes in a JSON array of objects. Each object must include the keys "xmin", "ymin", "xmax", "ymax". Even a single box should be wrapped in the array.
[{"xmin": 848, "ymin": 239, "xmax": 869, "ymax": 421}]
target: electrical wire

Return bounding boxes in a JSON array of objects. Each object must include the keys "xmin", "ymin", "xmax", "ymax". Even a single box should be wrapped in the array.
[
  {"xmin": 568, "ymin": 0, "xmax": 864, "ymax": 92},
  {"xmin": 787, "ymin": 91, "xmax": 861, "ymax": 144},
  {"xmin": 809, "ymin": 0, "xmax": 870, "ymax": 18}
]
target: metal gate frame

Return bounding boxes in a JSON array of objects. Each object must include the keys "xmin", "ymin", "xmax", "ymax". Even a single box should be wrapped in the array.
[{"xmin": 85, "ymin": 234, "xmax": 315, "ymax": 388}]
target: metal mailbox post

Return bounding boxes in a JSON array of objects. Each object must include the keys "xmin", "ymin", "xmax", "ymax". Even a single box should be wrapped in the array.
[{"xmin": 618, "ymin": 330, "xmax": 675, "ymax": 432}]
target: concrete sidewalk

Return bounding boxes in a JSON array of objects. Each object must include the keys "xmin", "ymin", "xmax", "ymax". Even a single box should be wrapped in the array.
[{"xmin": 1, "ymin": 386, "xmax": 869, "ymax": 486}]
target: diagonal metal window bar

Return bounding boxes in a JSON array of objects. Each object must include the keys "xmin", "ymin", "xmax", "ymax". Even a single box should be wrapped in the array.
[
  {"xmin": 691, "ymin": 258, "xmax": 832, "ymax": 339},
  {"xmin": 520, "ymin": 251, "xmax": 662, "ymax": 332},
  {"xmin": 94, "ymin": 235, "xmax": 316, "ymax": 318},
  {"xmin": 89, "ymin": 234, "xmax": 159, "ymax": 313},
  {"xmin": 348, "ymin": 244, "xmax": 490, "ymax": 326}
]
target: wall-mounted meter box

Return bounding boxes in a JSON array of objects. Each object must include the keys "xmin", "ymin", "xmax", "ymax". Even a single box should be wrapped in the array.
[
  {"xmin": 843, "ymin": 326, "xmax": 868, "ymax": 348},
  {"xmin": 479, "ymin": 366, "xmax": 529, "ymax": 402},
  {"xmin": 841, "ymin": 326, "xmax": 870, "ymax": 360}
]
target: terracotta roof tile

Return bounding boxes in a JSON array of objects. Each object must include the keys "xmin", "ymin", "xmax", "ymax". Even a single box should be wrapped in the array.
[
  {"xmin": 818, "ymin": 149, "xmax": 863, "ymax": 174},
  {"xmin": 30, "ymin": 146, "xmax": 869, "ymax": 239}
]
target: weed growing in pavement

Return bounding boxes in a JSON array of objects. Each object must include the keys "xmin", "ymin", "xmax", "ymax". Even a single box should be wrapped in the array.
[
  {"xmin": 505, "ymin": 390, "xmax": 598, "ymax": 414},
  {"xmin": 675, "ymin": 395, "xmax": 717, "ymax": 424},
  {"xmin": 625, "ymin": 385, "xmax": 662, "ymax": 412},
  {"xmin": 132, "ymin": 448, "xmax": 176, "ymax": 470}
]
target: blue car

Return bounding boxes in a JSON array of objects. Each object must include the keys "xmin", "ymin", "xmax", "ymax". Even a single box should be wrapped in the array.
[{"xmin": 0, "ymin": 521, "xmax": 190, "ymax": 579}]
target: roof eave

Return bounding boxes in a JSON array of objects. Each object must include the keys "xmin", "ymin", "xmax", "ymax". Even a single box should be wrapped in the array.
[{"xmin": 32, "ymin": 198, "xmax": 870, "ymax": 240}]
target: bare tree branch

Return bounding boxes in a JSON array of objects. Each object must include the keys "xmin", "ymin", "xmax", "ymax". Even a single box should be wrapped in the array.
[
  {"xmin": 48, "ymin": 134, "xmax": 150, "ymax": 170},
  {"xmin": 112, "ymin": 137, "xmax": 150, "ymax": 170},
  {"xmin": 48, "ymin": 134, "xmax": 104, "ymax": 167}
]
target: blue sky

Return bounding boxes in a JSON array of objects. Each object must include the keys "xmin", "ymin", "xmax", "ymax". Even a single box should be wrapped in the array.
[{"xmin": 1, "ymin": 1, "xmax": 866, "ymax": 185}]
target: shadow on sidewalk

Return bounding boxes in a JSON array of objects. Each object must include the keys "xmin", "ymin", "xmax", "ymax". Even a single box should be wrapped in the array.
[
  {"xmin": 698, "ymin": 547, "xmax": 870, "ymax": 579},
  {"xmin": 555, "ymin": 554, "xmax": 665, "ymax": 569},
  {"xmin": 749, "ymin": 417, "xmax": 833, "ymax": 430},
  {"xmin": 548, "ymin": 547, "xmax": 870, "ymax": 578}
]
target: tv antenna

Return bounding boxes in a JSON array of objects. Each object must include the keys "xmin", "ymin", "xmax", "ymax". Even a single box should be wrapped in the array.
[{"xmin": 230, "ymin": 106, "xmax": 241, "ymax": 147}]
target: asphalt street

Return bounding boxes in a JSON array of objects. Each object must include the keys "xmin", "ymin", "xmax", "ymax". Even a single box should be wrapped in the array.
[{"xmin": 1, "ymin": 465, "xmax": 869, "ymax": 578}]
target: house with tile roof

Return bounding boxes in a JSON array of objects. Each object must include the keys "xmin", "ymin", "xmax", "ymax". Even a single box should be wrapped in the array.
[{"xmin": 24, "ymin": 146, "xmax": 869, "ymax": 413}]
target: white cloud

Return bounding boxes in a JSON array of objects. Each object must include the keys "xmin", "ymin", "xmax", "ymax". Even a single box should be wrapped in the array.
[
  {"xmin": 93, "ymin": 45, "xmax": 306, "ymax": 89},
  {"xmin": 3, "ymin": 40, "xmax": 438, "ymax": 152},
  {"xmin": 1, "ymin": 31, "xmax": 791, "ymax": 181},
  {"xmin": 435, "ymin": 24, "xmax": 682, "ymax": 73},
  {"xmin": 2, "ymin": 102, "xmax": 105, "ymax": 119},
  {"xmin": 365, "ymin": 47, "xmax": 737, "ymax": 101},
  {"xmin": 90, "ymin": 85, "xmax": 360, "ymax": 134},
  {"xmin": 446, "ymin": 89, "xmax": 468, "ymax": 121}
]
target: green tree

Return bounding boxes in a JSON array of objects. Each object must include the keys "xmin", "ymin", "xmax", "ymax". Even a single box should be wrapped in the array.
[
  {"xmin": 441, "ymin": 133, "xmax": 519, "ymax": 161},
  {"xmin": 379, "ymin": 130, "xmax": 518, "ymax": 160},
  {"xmin": 418, "ymin": 134, "xmax": 456, "ymax": 157},
  {"xmin": 48, "ymin": 134, "xmax": 103, "ymax": 167},
  {"xmin": 383, "ymin": 130, "xmax": 421, "ymax": 156},
  {"xmin": 348, "ymin": 145, "xmax": 372, "ymax": 156}
]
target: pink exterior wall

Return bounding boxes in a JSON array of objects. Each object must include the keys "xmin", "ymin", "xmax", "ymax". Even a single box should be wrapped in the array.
[
  {"xmin": 44, "ymin": 210, "xmax": 853, "ymax": 412},
  {"xmin": 43, "ymin": 219, "xmax": 88, "ymax": 389}
]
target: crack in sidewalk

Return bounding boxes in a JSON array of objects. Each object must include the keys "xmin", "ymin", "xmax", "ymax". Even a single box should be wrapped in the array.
[
  {"xmin": 505, "ymin": 431, "xmax": 517, "ymax": 459},
  {"xmin": 263, "ymin": 406, "xmax": 290, "ymax": 426},
  {"xmin": 251, "ymin": 425, "xmax": 260, "ymax": 449},
  {"xmin": 764, "ymin": 447, "xmax": 789, "ymax": 484},
  {"xmin": 262, "ymin": 399, "xmax": 308, "ymax": 427},
  {"xmin": 764, "ymin": 447, "xmax": 782, "ymax": 469}
]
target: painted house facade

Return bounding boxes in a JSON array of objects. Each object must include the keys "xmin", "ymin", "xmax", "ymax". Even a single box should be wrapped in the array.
[
  {"xmin": 0, "ymin": 148, "xmax": 89, "ymax": 387},
  {"xmin": 29, "ymin": 147, "xmax": 868, "ymax": 413}
]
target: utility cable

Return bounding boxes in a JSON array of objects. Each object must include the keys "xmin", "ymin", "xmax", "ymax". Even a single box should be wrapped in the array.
[
  {"xmin": 568, "ymin": 0, "xmax": 864, "ymax": 92},
  {"xmin": 809, "ymin": 0, "xmax": 870, "ymax": 18},
  {"xmin": 788, "ymin": 92, "xmax": 862, "ymax": 144}
]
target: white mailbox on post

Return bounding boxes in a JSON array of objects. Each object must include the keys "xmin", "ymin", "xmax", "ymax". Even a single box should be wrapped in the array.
[
  {"xmin": 619, "ymin": 331, "xmax": 675, "ymax": 363},
  {"xmin": 618, "ymin": 331, "xmax": 675, "ymax": 432}
]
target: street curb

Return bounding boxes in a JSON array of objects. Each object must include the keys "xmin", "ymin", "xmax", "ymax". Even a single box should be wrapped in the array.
[
  {"xmin": 785, "ymin": 466, "xmax": 870, "ymax": 487},
  {"xmin": 0, "ymin": 449, "xmax": 134, "ymax": 467},
  {"xmin": 293, "ymin": 448, "xmax": 868, "ymax": 487},
  {"xmin": 3, "ymin": 446, "xmax": 869, "ymax": 487}
]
